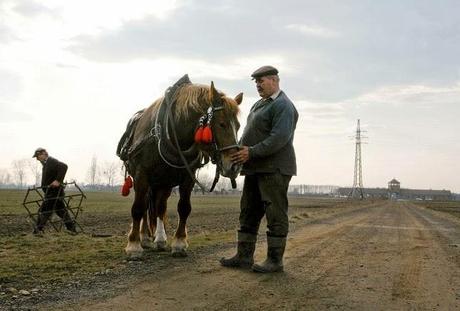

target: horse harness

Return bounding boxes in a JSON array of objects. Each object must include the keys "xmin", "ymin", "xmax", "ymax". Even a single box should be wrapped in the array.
[{"xmin": 123, "ymin": 75, "xmax": 238, "ymax": 192}]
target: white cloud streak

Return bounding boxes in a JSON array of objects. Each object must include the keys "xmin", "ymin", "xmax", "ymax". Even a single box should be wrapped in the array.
[{"xmin": 285, "ymin": 23, "xmax": 339, "ymax": 38}]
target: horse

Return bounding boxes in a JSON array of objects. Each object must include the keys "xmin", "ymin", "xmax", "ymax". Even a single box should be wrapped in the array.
[{"xmin": 120, "ymin": 75, "xmax": 243, "ymax": 258}]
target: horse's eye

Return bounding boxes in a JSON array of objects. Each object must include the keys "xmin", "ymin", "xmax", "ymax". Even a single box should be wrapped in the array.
[{"xmin": 219, "ymin": 122, "xmax": 226, "ymax": 128}]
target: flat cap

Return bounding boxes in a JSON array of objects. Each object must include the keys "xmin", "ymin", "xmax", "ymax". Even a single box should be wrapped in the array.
[
  {"xmin": 251, "ymin": 65, "xmax": 279, "ymax": 79},
  {"xmin": 32, "ymin": 147, "xmax": 47, "ymax": 158}
]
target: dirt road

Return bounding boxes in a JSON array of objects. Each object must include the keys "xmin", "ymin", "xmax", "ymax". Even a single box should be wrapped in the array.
[{"xmin": 69, "ymin": 201, "xmax": 460, "ymax": 310}]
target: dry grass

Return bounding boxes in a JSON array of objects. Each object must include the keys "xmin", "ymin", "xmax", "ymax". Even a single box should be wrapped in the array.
[
  {"xmin": 0, "ymin": 190, "xmax": 241, "ymax": 288},
  {"xmin": 4, "ymin": 189, "xmax": 445, "ymax": 290}
]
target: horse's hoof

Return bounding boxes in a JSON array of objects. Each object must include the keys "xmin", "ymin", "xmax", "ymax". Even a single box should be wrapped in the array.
[
  {"xmin": 171, "ymin": 249, "xmax": 188, "ymax": 257},
  {"xmin": 126, "ymin": 255, "xmax": 143, "ymax": 261},
  {"xmin": 126, "ymin": 251, "xmax": 143, "ymax": 259},
  {"xmin": 153, "ymin": 241, "xmax": 168, "ymax": 251},
  {"xmin": 141, "ymin": 240, "xmax": 154, "ymax": 249},
  {"xmin": 125, "ymin": 243, "xmax": 144, "ymax": 258}
]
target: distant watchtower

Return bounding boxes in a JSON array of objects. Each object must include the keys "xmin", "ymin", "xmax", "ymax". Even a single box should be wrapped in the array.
[
  {"xmin": 388, "ymin": 178, "xmax": 401, "ymax": 193},
  {"xmin": 388, "ymin": 178, "xmax": 400, "ymax": 200}
]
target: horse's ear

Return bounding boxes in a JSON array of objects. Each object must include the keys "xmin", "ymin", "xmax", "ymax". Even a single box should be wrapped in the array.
[
  {"xmin": 209, "ymin": 81, "xmax": 223, "ymax": 106},
  {"xmin": 234, "ymin": 93, "xmax": 243, "ymax": 105}
]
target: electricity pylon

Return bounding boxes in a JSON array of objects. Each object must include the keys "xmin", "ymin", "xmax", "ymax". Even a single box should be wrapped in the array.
[{"xmin": 348, "ymin": 119, "xmax": 365, "ymax": 199}]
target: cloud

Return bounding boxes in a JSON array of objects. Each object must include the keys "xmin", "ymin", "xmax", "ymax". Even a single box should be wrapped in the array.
[
  {"xmin": 67, "ymin": 0, "xmax": 351, "ymax": 63},
  {"xmin": 0, "ymin": 24, "xmax": 13, "ymax": 43},
  {"xmin": 0, "ymin": 0, "xmax": 55, "ymax": 43},
  {"xmin": 1, "ymin": 0, "xmax": 460, "ymax": 191},
  {"xmin": 0, "ymin": 69, "xmax": 23, "ymax": 99},
  {"xmin": 55, "ymin": 62, "xmax": 79, "ymax": 69},
  {"xmin": 11, "ymin": 0, "xmax": 56, "ymax": 18},
  {"xmin": 0, "ymin": 5, "xmax": 14, "ymax": 43},
  {"xmin": 355, "ymin": 83, "xmax": 460, "ymax": 107},
  {"xmin": 285, "ymin": 23, "xmax": 339, "ymax": 38},
  {"xmin": 0, "ymin": 104, "xmax": 34, "ymax": 122},
  {"xmin": 66, "ymin": 0, "xmax": 460, "ymax": 104},
  {"xmin": 298, "ymin": 100, "xmax": 345, "ymax": 113}
]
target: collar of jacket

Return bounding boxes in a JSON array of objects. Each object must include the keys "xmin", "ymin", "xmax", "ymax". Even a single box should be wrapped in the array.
[
  {"xmin": 269, "ymin": 89, "xmax": 282, "ymax": 101},
  {"xmin": 251, "ymin": 90, "xmax": 282, "ymax": 112}
]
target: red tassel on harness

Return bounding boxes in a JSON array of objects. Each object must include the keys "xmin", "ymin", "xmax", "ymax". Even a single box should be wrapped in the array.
[
  {"xmin": 202, "ymin": 126, "xmax": 213, "ymax": 144},
  {"xmin": 194, "ymin": 126, "xmax": 204, "ymax": 144},
  {"xmin": 121, "ymin": 176, "xmax": 133, "ymax": 196}
]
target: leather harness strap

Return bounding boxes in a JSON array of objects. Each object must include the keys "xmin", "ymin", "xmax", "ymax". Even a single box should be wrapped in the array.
[{"xmin": 125, "ymin": 74, "xmax": 239, "ymax": 192}]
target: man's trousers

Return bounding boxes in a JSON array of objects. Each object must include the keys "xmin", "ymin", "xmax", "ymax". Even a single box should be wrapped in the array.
[{"xmin": 239, "ymin": 172, "xmax": 291, "ymax": 237}]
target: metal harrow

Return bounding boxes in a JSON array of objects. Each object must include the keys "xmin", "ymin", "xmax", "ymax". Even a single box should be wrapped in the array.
[{"xmin": 22, "ymin": 181, "xmax": 86, "ymax": 233}]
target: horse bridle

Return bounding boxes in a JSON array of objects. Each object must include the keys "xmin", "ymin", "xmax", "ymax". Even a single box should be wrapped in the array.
[
  {"xmin": 204, "ymin": 105, "xmax": 240, "ymax": 160},
  {"xmin": 203, "ymin": 104, "xmax": 240, "ymax": 191}
]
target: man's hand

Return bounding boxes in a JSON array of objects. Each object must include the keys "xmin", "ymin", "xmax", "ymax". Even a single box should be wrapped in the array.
[
  {"xmin": 230, "ymin": 146, "xmax": 250, "ymax": 164},
  {"xmin": 50, "ymin": 180, "xmax": 61, "ymax": 188}
]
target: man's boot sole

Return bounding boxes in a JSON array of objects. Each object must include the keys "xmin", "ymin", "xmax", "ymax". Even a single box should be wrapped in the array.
[
  {"xmin": 252, "ymin": 263, "xmax": 284, "ymax": 273},
  {"xmin": 220, "ymin": 258, "xmax": 253, "ymax": 269}
]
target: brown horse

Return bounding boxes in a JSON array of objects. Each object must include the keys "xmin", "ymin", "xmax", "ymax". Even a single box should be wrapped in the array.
[{"xmin": 122, "ymin": 76, "xmax": 242, "ymax": 258}]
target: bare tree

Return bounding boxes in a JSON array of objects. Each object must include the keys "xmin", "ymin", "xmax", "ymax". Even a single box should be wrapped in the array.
[
  {"xmin": 101, "ymin": 161, "xmax": 119, "ymax": 189},
  {"xmin": 0, "ymin": 169, "xmax": 12, "ymax": 186},
  {"xmin": 87, "ymin": 155, "xmax": 99, "ymax": 188},
  {"xmin": 215, "ymin": 177, "xmax": 232, "ymax": 193},
  {"xmin": 27, "ymin": 159, "xmax": 42, "ymax": 186},
  {"xmin": 12, "ymin": 159, "xmax": 27, "ymax": 188},
  {"xmin": 194, "ymin": 169, "xmax": 215, "ymax": 194}
]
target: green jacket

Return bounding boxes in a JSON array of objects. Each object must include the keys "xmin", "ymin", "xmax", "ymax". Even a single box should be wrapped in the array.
[{"xmin": 240, "ymin": 91, "xmax": 298, "ymax": 176}]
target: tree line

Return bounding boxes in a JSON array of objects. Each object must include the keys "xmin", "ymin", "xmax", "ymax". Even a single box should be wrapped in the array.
[
  {"xmin": 0, "ymin": 155, "xmax": 124, "ymax": 191},
  {"xmin": 0, "ymin": 156, "xmax": 241, "ymax": 193},
  {"xmin": 0, "ymin": 156, "xmax": 340, "ymax": 195}
]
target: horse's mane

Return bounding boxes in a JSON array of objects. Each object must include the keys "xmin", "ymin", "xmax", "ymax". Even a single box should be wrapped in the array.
[
  {"xmin": 148, "ymin": 83, "xmax": 239, "ymax": 123},
  {"xmin": 132, "ymin": 83, "xmax": 240, "ymax": 144}
]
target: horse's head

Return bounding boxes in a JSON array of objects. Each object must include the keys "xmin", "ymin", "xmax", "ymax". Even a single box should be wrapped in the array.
[{"xmin": 198, "ymin": 82, "xmax": 242, "ymax": 179}]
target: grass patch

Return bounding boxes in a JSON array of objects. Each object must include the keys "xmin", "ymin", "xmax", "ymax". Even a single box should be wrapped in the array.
[
  {"xmin": 0, "ymin": 233, "xmax": 125, "ymax": 287},
  {"xmin": 189, "ymin": 231, "xmax": 234, "ymax": 249},
  {"xmin": 0, "ymin": 189, "xmax": 30, "ymax": 215},
  {"xmin": 416, "ymin": 200, "xmax": 460, "ymax": 219},
  {"xmin": 0, "ymin": 189, "xmax": 349, "ymax": 289},
  {"xmin": 0, "ymin": 230, "xmax": 235, "ymax": 288}
]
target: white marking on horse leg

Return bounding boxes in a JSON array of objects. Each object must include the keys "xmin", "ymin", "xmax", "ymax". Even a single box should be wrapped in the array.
[
  {"xmin": 125, "ymin": 223, "xmax": 144, "ymax": 257},
  {"xmin": 153, "ymin": 217, "xmax": 168, "ymax": 250}
]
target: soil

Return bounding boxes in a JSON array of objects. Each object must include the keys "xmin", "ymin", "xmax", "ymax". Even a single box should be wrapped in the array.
[{"xmin": 3, "ymin": 200, "xmax": 460, "ymax": 310}]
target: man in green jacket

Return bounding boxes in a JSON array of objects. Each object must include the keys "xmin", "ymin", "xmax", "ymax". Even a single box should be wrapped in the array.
[{"xmin": 220, "ymin": 66, "xmax": 298, "ymax": 273}]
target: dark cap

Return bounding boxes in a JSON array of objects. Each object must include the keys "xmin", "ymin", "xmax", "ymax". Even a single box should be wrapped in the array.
[
  {"xmin": 32, "ymin": 147, "xmax": 47, "ymax": 158},
  {"xmin": 251, "ymin": 65, "xmax": 279, "ymax": 79}
]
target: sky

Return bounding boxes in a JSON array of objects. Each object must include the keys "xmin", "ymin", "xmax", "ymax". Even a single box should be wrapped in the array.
[{"xmin": 1, "ymin": 0, "xmax": 459, "ymax": 192}]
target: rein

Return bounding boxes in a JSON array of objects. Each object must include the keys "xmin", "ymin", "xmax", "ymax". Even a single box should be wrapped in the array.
[
  {"xmin": 155, "ymin": 77, "xmax": 238, "ymax": 192},
  {"xmin": 163, "ymin": 86, "xmax": 210, "ymax": 192}
]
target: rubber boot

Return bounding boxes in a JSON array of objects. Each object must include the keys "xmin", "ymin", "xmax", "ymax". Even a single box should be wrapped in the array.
[
  {"xmin": 33, "ymin": 213, "xmax": 49, "ymax": 235},
  {"xmin": 220, "ymin": 231, "xmax": 257, "ymax": 268},
  {"xmin": 252, "ymin": 235, "xmax": 286, "ymax": 273},
  {"xmin": 61, "ymin": 210, "xmax": 78, "ymax": 234}
]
